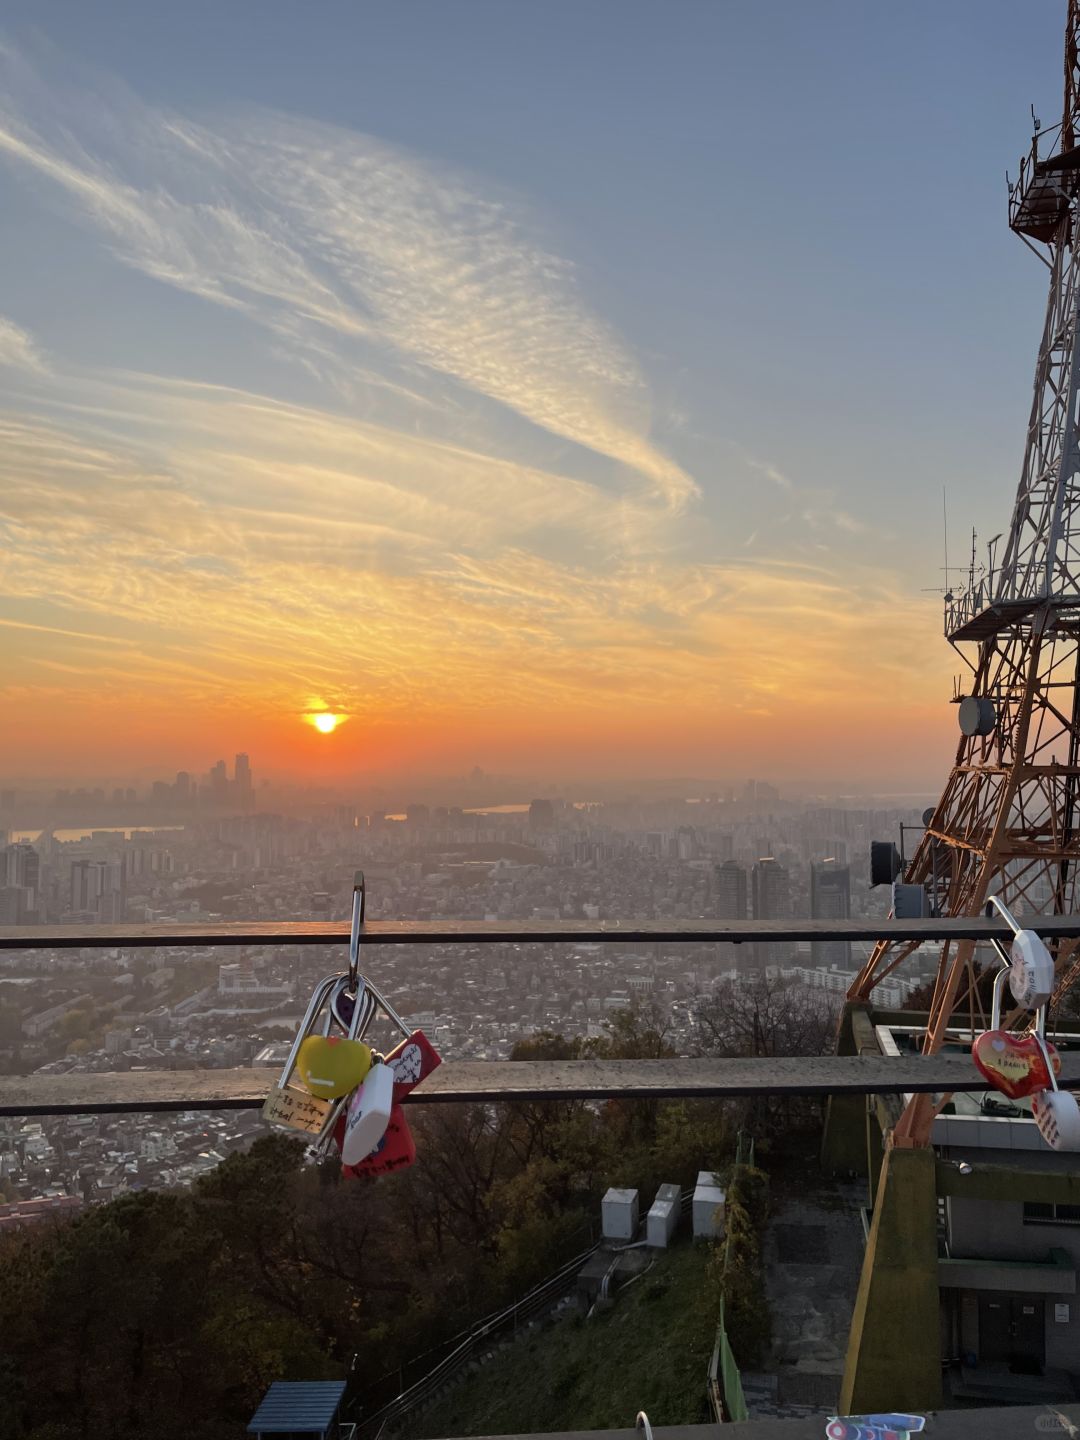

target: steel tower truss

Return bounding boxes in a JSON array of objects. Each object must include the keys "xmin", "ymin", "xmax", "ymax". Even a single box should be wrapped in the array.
[{"xmin": 849, "ymin": 1, "xmax": 1080, "ymax": 1146}]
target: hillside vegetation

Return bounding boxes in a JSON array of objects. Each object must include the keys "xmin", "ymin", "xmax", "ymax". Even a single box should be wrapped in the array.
[{"xmin": 405, "ymin": 1243, "xmax": 716, "ymax": 1439}]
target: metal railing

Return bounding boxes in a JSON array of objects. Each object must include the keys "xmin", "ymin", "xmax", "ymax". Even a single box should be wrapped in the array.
[
  {"xmin": 708, "ymin": 1300, "xmax": 748, "ymax": 1425},
  {"xmin": 5, "ymin": 914, "xmax": 1080, "ymax": 1119}
]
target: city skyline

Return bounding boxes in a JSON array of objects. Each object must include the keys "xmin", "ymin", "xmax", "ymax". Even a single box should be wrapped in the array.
[{"xmin": 0, "ymin": 4, "xmax": 1065, "ymax": 783}]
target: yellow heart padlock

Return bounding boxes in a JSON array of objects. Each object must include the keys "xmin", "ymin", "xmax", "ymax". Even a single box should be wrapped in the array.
[{"xmin": 296, "ymin": 1035, "xmax": 373, "ymax": 1100}]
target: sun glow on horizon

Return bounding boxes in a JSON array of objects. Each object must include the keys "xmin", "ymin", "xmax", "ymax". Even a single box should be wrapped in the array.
[{"xmin": 306, "ymin": 712, "xmax": 346, "ymax": 734}]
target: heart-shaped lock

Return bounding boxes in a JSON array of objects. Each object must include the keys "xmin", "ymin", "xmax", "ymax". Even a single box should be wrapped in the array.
[
  {"xmin": 384, "ymin": 1030, "xmax": 442, "ymax": 1102},
  {"xmin": 972, "ymin": 1030, "xmax": 1061, "ymax": 1099},
  {"xmin": 1032, "ymin": 1087, "xmax": 1080, "ymax": 1151},
  {"xmin": 341, "ymin": 1062, "xmax": 394, "ymax": 1166},
  {"xmin": 296, "ymin": 1035, "xmax": 373, "ymax": 1100},
  {"xmin": 343, "ymin": 1104, "xmax": 417, "ymax": 1178}
]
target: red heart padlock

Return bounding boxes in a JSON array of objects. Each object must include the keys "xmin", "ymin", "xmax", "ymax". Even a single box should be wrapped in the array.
[
  {"xmin": 972, "ymin": 1029, "xmax": 1061, "ymax": 1099},
  {"xmin": 329, "ymin": 1030, "xmax": 441, "ymax": 1159},
  {"xmin": 383, "ymin": 1029, "xmax": 442, "ymax": 1102},
  {"xmin": 342, "ymin": 1104, "xmax": 417, "ymax": 1178}
]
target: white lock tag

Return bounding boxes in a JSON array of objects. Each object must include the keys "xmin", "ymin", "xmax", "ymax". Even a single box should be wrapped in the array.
[
  {"xmin": 1032, "ymin": 1088, "xmax": 1080, "ymax": 1151},
  {"xmin": 1009, "ymin": 930, "xmax": 1055, "ymax": 1010},
  {"xmin": 341, "ymin": 1062, "xmax": 394, "ymax": 1166}
]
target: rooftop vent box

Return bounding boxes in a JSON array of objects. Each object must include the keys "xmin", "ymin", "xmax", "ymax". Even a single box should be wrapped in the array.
[
  {"xmin": 647, "ymin": 1197, "xmax": 679, "ymax": 1247},
  {"xmin": 693, "ymin": 1172, "xmax": 726, "ymax": 1240},
  {"xmin": 601, "ymin": 1186, "xmax": 639, "ymax": 1241}
]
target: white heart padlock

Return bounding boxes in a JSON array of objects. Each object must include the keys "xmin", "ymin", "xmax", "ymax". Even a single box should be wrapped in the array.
[
  {"xmin": 1032, "ymin": 1087, "xmax": 1080, "ymax": 1151},
  {"xmin": 341, "ymin": 1061, "xmax": 394, "ymax": 1166}
]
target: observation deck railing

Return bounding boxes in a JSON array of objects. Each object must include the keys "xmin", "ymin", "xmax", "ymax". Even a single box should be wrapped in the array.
[
  {"xmin": 1008, "ymin": 121, "xmax": 1080, "ymax": 241},
  {"xmin": 5, "ymin": 913, "xmax": 1080, "ymax": 1116}
]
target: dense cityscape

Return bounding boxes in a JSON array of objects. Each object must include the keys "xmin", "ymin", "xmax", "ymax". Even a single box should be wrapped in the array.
[{"xmin": 0, "ymin": 754, "xmax": 932, "ymax": 1222}]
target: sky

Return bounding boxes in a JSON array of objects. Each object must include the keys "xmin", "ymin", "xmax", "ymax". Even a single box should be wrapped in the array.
[{"xmin": 0, "ymin": 2, "xmax": 1067, "ymax": 787}]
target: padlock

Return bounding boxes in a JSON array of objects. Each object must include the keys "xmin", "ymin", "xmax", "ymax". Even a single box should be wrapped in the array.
[
  {"xmin": 344, "ymin": 1104, "xmax": 417, "ymax": 1178},
  {"xmin": 1026, "ymin": 1026, "xmax": 1080, "ymax": 1151},
  {"xmin": 1009, "ymin": 930, "xmax": 1055, "ymax": 1011},
  {"xmin": 340, "ymin": 1062, "xmax": 395, "ymax": 1166},
  {"xmin": 972, "ymin": 1030, "xmax": 1060, "ymax": 1099},
  {"xmin": 330, "ymin": 1028, "xmax": 441, "ymax": 1168},
  {"xmin": 972, "ymin": 941, "xmax": 1063, "ymax": 1113},
  {"xmin": 262, "ymin": 972, "xmax": 340, "ymax": 1136},
  {"xmin": 303, "ymin": 974, "xmax": 378, "ymax": 1151},
  {"xmin": 265, "ymin": 875, "xmax": 438, "ymax": 1177},
  {"xmin": 1032, "ymin": 1087, "xmax": 1080, "ymax": 1151},
  {"xmin": 296, "ymin": 1034, "xmax": 373, "ymax": 1100},
  {"xmin": 385, "ymin": 1028, "xmax": 442, "ymax": 1100},
  {"xmin": 263, "ymin": 970, "xmax": 376, "ymax": 1143}
]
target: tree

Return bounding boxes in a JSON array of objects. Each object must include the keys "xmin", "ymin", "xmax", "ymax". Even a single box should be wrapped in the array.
[
  {"xmin": 694, "ymin": 973, "xmax": 837, "ymax": 1060},
  {"xmin": 694, "ymin": 974, "xmax": 838, "ymax": 1140}
]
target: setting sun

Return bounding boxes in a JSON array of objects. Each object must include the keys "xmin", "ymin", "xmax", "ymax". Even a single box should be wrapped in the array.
[{"xmin": 306, "ymin": 712, "xmax": 345, "ymax": 734}]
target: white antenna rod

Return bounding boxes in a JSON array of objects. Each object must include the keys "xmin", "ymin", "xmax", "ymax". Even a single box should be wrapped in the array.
[{"xmin": 943, "ymin": 484, "xmax": 949, "ymax": 590}]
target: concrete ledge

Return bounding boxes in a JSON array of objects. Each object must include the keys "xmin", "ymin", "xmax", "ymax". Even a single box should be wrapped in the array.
[
  {"xmin": 4, "ymin": 1052, "xmax": 1076, "ymax": 1117},
  {"xmin": 939, "ymin": 1251, "xmax": 1077, "ymax": 1293},
  {"xmin": 448, "ymin": 1405, "xmax": 1080, "ymax": 1438}
]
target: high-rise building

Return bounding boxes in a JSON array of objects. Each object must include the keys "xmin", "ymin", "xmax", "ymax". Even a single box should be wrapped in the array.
[
  {"xmin": 210, "ymin": 759, "xmax": 228, "ymax": 807},
  {"xmin": 70, "ymin": 859, "xmax": 124, "ymax": 920},
  {"xmin": 715, "ymin": 861, "xmax": 747, "ymax": 920},
  {"xmin": 234, "ymin": 754, "xmax": 253, "ymax": 809},
  {"xmin": 1, "ymin": 841, "xmax": 40, "ymax": 923},
  {"xmin": 3, "ymin": 842, "xmax": 39, "ymax": 896},
  {"xmin": 811, "ymin": 859, "xmax": 852, "ymax": 968},
  {"xmin": 751, "ymin": 857, "xmax": 789, "ymax": 967}
]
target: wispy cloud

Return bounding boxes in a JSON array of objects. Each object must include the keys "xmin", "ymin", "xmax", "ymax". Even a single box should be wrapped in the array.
[
  {"xmin": 0, "ymin": 42, "xmax": 695, "ymax": 508},
  {"xmin": 0, "ymin": 314, "xmax": 47, "ymax": 373},
  {"xmin": 744, "ymin": 454, "xmax": 794, "ymax": 494},
  {"xmin": 0, "ymin": 39, "xmax": 933, "ymax": 774},
  {"xmin": 0, "ymin": 386, "xmax": 942, "ymax": 735}
]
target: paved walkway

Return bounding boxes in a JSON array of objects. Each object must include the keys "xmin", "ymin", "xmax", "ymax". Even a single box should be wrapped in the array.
[{"xmin": 744, "ymin": 1177, "xmax": 866, "ymax": 1421}]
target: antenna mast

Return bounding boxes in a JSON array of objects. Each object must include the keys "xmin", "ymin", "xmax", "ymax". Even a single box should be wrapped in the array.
[{"xmin": 850, "ymin": 0, "xmax": 1080, "ymax": 1148}]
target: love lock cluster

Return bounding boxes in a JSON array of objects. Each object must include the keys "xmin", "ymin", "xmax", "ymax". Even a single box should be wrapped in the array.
[
  {"xmin": 970, "ymin": 896, "xmax": 1080, "ymax": 1151},
  {"xmin": 261, "ymin": 874, "xmax": 441, "ymax": 1177}
]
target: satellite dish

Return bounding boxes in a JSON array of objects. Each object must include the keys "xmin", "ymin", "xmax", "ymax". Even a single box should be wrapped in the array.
[
  {"xmin": 958, "ymin": 695, "xmax": 996, "ymax": 737},
  {"xmin": 870, "ymin": 841, "xmax": 902, "ymax": 887},
  {"xmin": 922, "ymin": 807, "xmax": 936, "ymax": 828}
]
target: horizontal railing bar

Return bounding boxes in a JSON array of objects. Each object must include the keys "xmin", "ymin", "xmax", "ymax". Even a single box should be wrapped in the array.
[
  {"xmin": 5, "ymin": 913, "xmax": 1080, "ymax": 951},
  {"xmin": 419, "ymin": 1407, "xmax": 1080, "ymax": 1440},
  {"xmin": 2, "ymin": 1053, "xmax": 1069, "ymax": 1117}
]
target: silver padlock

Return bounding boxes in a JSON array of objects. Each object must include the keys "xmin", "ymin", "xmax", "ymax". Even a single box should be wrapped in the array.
[
  {"xmin": 262, "ymin": 972, "xmax": 343, "ymax": 1136},
  {"xmin": 307, "ymin": 877, "xmax": 402, "ymax": 1159}
]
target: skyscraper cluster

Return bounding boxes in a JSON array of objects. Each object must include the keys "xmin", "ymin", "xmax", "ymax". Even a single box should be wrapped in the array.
[{"xmin": 148, "ymin": 754, "xmax": 255, "ymax": 812}]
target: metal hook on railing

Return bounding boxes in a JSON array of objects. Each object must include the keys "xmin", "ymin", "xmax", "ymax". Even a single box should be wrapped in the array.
[
  {"xmin": 348, "ymin": 870, "xmax": 365, "ymax": 990},
  {"xmin": 986, "ymin": 893, "xmax": 1022, "ymax": 937}
]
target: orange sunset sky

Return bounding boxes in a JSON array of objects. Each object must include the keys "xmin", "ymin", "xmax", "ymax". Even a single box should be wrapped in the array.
[{"xmin": 0, "ymin": 8, "xmax": 1058, "ymax": 787}]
